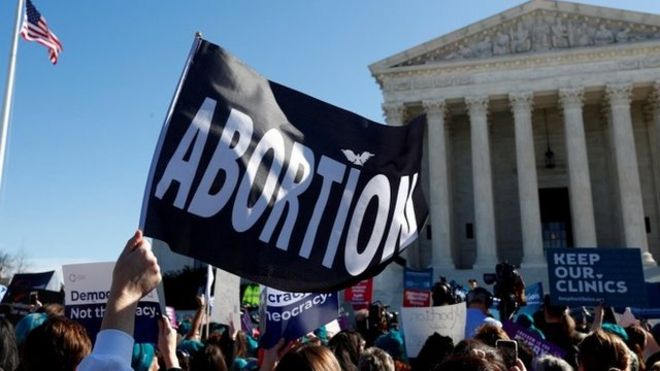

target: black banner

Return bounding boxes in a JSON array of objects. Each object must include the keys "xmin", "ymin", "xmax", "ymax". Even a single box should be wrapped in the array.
[{"xmin": 141, "ymin": 38, "xmax": 427, "ymax": 292}]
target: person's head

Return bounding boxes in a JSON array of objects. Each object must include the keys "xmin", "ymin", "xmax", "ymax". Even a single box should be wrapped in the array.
[
  {"xmin": 14, "ymin": 312, "xmax": 47, "ymax": 346},
  {"xmin": 452, "ymin": 339, "xmax": 505, "ymax": 366},
  {"xmin": 473, "ymin": 324, "xmax": 509, "ymax": 348},
  {"xmin": 532, "ymin": 354, "xmax": 573, "ymax": 371},
  {"xmin": 43, "ymin": 303, "xmax": 65, "ymax": 317},
  {"xmin": 543, "ymin": 295, "xmax": 569, "ymax": 320},
  {"xmin": 434, "ymin": 353, "xmax": 506, "ymax": 371},
  {"xmin": 234, "ymin": 330, "xmax": 249, "ymax": 358},
  {"xmin": 432, "ymin": 280, "xmax": 457, "ymax": 306},
  {"xmin": 358, "ymin": 347, "xmax": 394, "ymax": 371},
  {"xmin": 328, "ymin": 330, "xmax": 364, "ymax": 370},
  {"xmin": 467, "ymin": 288, "xmax": 493, "ymax": 313},
  {"xmin": 374, "ymin": 330, "xmax": 405, "ymax": 361},
  {"xmin": 0, "ymin": 317, "xmax": 19, "ymax": 371},
  {"xmin": 275, "ymin": 344, "xmax": 341, "ymax": 371},
  {"xmin": 577, "ymin": 329, "xmax": 630, "ymax": 371},
  {"xmin": 20, "ymin": 316, "xmax": 92, "ymax": 371},
  {"xmin": 625, "ymin": 325, "xmax": 647, "ymax": 354},
  {"xmin": 132, "ymin": 343, "xmax": 158, "ymax": 371},
  {"xmin": 412, "ymin": 332, "xmax": 454, "ymax": 371},
  {"xmin": 542, "ymin": 295, "xmax": 576, "ymax": 337},
  {"xmin": 190, "ymin": 344, "xmax": 228, "ymax": 371}
]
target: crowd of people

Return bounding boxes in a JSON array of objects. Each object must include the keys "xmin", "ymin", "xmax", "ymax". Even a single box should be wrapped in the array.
[{"xmin": 0, "ymin": 230, "xmax": 658, "ymax": 371}]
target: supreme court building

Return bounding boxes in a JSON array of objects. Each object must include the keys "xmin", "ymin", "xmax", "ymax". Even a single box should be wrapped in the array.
[{"xmin": 369, "ymin": 0, "xmax": 660, "ymax": 299}]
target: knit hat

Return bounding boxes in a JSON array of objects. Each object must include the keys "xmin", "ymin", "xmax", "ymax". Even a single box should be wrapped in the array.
[
  {"xmin": 132, "ymin": 343, "xmax": 156, "ymax": 371},
  {"xmin": 602, "ymin": 323, "xmax": 629, "ymax": 342},
  {"xmin": 14, "ymin": 312, "xmax": 47, "ymax": 345},
  {"xmin": 375, "ymin": 329, "xmax": 405, "ymax": 361},
  {"xmin": 178, "ymin": 338, "xmax": 205, "ymax": 355}
]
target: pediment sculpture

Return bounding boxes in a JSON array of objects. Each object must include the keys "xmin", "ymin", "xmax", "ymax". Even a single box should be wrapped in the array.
[{"xmin": 398, "ymin": 10, "xmax": 660, "ymax": 67}]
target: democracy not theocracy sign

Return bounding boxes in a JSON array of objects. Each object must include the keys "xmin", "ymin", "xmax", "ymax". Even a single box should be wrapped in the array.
[
  {"xmin": 546, "ymin": 248, "xmax": 647, "ymax": 308},
  {"xmin": 140, "ymin": 37, "xmax": 427, "ymax": 292},
  {"xmin": 259, "ymin": 287, "xmax": 338, "ymax": 348},
  {"xmin": 63, "ymin": 262, "xmax": 160, "ymax": 344}
]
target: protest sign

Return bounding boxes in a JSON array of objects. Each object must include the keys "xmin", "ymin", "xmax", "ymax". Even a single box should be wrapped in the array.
[
  {"xmin": 631, "ymin": 282, "xmax": 660, "ymax": 318},
  {"xmin": 403, "ymin": 290, "xmax": 431, "ymax": 307},
  {"xmin": 403, "ymin": 267, "xmax": 433, "ymax": 307},
  {"xmin": 1, "ymin": 271, "xmax": 62, "ymax": 318},
  {"xmin": 404, "ymin": 267, "xmax": 433, "ymax": 290},
  {"xmin": 517, "ymin": 282, "xmax": 543, "ymax": 317},
  {"xmin": 546, "ymin": 248, "xmax": 647, "ymax": 307},
  {"xmin": 140, "ymin": 37, "xmax": 427, "ymax": 292},
  {"xmin": 62, "ymin": 262, "xmax": 160, "ymax": 343},
  {"xmin": 344, "ymin": 278, "xmax": 373, "ymax": 310},
  {"xmin": 210, "ymin": 268, "xmax": 241, "ymax": 328},
  {"xmin": 260, "ymin": 287, "xmax": 338, "ymax": 348},
  {"xmin": 502, "ymin": 320, "xmax": 566, "ymax": 358},
  {"xmin": 400, "ymin": 302, "xmax": 466, "ymax": 357},
  {"xmin": 338, "ymin": 302, "xmax": 357, "ymax": 330},
  {"xmin": 1, "ymin": 271, "xmax": 59, "ymax": 305}
]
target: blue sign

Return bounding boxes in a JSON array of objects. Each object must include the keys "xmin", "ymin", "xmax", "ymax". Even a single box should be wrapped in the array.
[
  {"xmin": 546, "ymin": 248, "xmax": 647, "ymax": 307},
  {"xmin": 630, "ymin": 282, "xmax": 660, "ymax": 319},
  {"xmin": 517, "ymin": 282, "xmax": 544, "ymax": 317},
  {"xmin": 260, "ymin": 288, "xmax": 338, "ymax": 348},
  {"xmin": 404, "ymin": 267, "xmax": 433, "ymax": 290},
  {"xmin": 65, "ymin": 302, "xmax": 160, "ymax": 343}
]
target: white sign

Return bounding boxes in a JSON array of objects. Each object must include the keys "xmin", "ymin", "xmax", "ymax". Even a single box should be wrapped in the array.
[
  {"xmin": 63, "ymin": 262, "xmax": 159, "ymax": 306},
  {"xmin": 62, "ymin": 262, "xmax": 160, "ymax": 343},
  {"xmin": 210, "ymin": 268, "xmax": 241, "ymax": 328},
  {"xmin": 400, "ymin": 302, "xmax": 466, "ymax": 358}
]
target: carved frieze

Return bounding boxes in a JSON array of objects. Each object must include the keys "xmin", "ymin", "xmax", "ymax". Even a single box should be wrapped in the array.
[{"xmin": 398, "ymin": 10, "xmax": 660, "ymax": 67}]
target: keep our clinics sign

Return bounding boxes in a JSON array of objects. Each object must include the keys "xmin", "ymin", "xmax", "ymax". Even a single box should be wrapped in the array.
[
  {"xmin": 63, "ymin": 262, "xmax": 160, "ymax": 343},
  {"xmin": 140, "ymin": 38, "xmax": 427, "ymax": 292},
  {"xmin": 546, "ymin": 248, "xmax": 647, "ymax": 307}
]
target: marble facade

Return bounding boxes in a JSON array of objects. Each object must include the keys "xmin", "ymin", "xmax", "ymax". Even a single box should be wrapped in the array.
[{"xmin": 370, "ymin": 0, "xmax": 660, "ymax": 281}]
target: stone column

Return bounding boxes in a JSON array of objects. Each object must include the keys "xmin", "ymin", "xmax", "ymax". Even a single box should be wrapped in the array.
[
  {"xmin": 466, "ymin": 95, "xmax": 498, "ymax": 268},
  {"xmin": 606, "ymin": 84, "xmax": 657, "ymax": 267},
  {"xmin": 559, "ymin": 88, "xmax": 597, "ymax": 247},
  {"xmin": 423, "ymin": 99, "xmax": 455, "ymax": 270},
  {"xmin": 382, "ymin": 102, "xmax": 406, "ymax": 127},
  {"xmin": 509, "ymin": 92, "xmax": 545, "ymax": 266},
  {"xmin": 382, "ymin": 101, "xmax": 414, "ymax": 263}
]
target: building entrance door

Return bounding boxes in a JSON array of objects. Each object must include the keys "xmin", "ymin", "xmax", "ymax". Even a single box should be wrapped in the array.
[{"xmin": 539, "ymin": 187, "xmax": 573, "ymax": 249}]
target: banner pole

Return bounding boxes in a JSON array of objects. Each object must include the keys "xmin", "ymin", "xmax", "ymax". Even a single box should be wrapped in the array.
[
  {"xmin": 139, "ymin": 32, "xmax": 204, "ymax": 229},
  {"xmin": 0, "ymin": 0, "xmax": 25, "ymax": 198}
]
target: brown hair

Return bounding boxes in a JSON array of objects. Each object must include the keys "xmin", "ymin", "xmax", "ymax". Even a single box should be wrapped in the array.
[
  {"xmin": 20, "ymin": 317, "xmax": 92, "ymax": 371},
  {"xmin": 0, "ymin": 317, "xmax": 18, "ymax": 371},
  {"xmin": 473, "ymin": 324, "xmax": 510, "ymax": 348},
  {"xmin": 434, "ymin": 354, "xmax": 506, "ymax": 371},
  {"xmin": 190, "ymin": 344, "xmax": 228, "ymax": 371},
  {"xmin": 577, "ymin": 329, "xmax": 630, "ymax": 371},
  {"xmin": 275, "ymin": 344, "xmax": 341, "ymax": 371},
  {"xmin": 626, "ymin": 325, "xmax": 647, "ymax": 371}
]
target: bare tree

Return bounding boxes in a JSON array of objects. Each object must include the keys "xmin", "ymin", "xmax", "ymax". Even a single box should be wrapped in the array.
[
  {"xmin": 12, "ymin": 248, "xmax": 31, "ymax": 274},
  {"xmin": 0, "ymin": 251, "xmax": 14, "ymax": 283}
]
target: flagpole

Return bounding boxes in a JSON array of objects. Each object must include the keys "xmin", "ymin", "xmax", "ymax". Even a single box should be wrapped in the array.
[{"xmin": 0, "ymin": 0, "xmax": 24, "ymax": 195}]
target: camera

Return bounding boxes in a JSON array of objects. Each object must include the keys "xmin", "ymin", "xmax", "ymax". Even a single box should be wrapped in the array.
[
  {"xmin": 368, "ymin": 301, "xmax": 398, "ymax": 331},
  {"xmin": 432, "ymin": 277, "xmax": 467, "ymax": 306},
  {"xmin": 483, "ymin": 262, "xmax": 526, "ymax": 320}
]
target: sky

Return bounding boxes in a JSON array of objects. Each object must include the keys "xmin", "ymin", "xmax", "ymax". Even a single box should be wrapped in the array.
[{"xmin": 1, "ymin": 0, "xmax": 660, "ymax": 274}]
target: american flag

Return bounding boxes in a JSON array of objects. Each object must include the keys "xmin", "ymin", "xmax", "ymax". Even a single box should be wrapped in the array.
[{"xmin": 19, "ymin": 0, "xmax": 63, "ymax": 64}]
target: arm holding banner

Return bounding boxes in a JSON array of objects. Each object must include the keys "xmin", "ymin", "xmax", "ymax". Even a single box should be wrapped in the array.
[
  {"xmin": 158, "ymin": 315, "xmax": 181, "ymax": 369},
  {"xmin": 186, "ymin": 294, "xmax": 206, "ymax": 340},
  {"xmin": 78, "ymin": 230, "xmax": 162, "ymax": 371}
]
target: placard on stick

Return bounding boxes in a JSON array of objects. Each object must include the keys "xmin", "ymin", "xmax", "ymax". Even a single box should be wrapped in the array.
[{"xmin": 63, "ymin": 262, "xmax": 160, "ymax": 343}]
